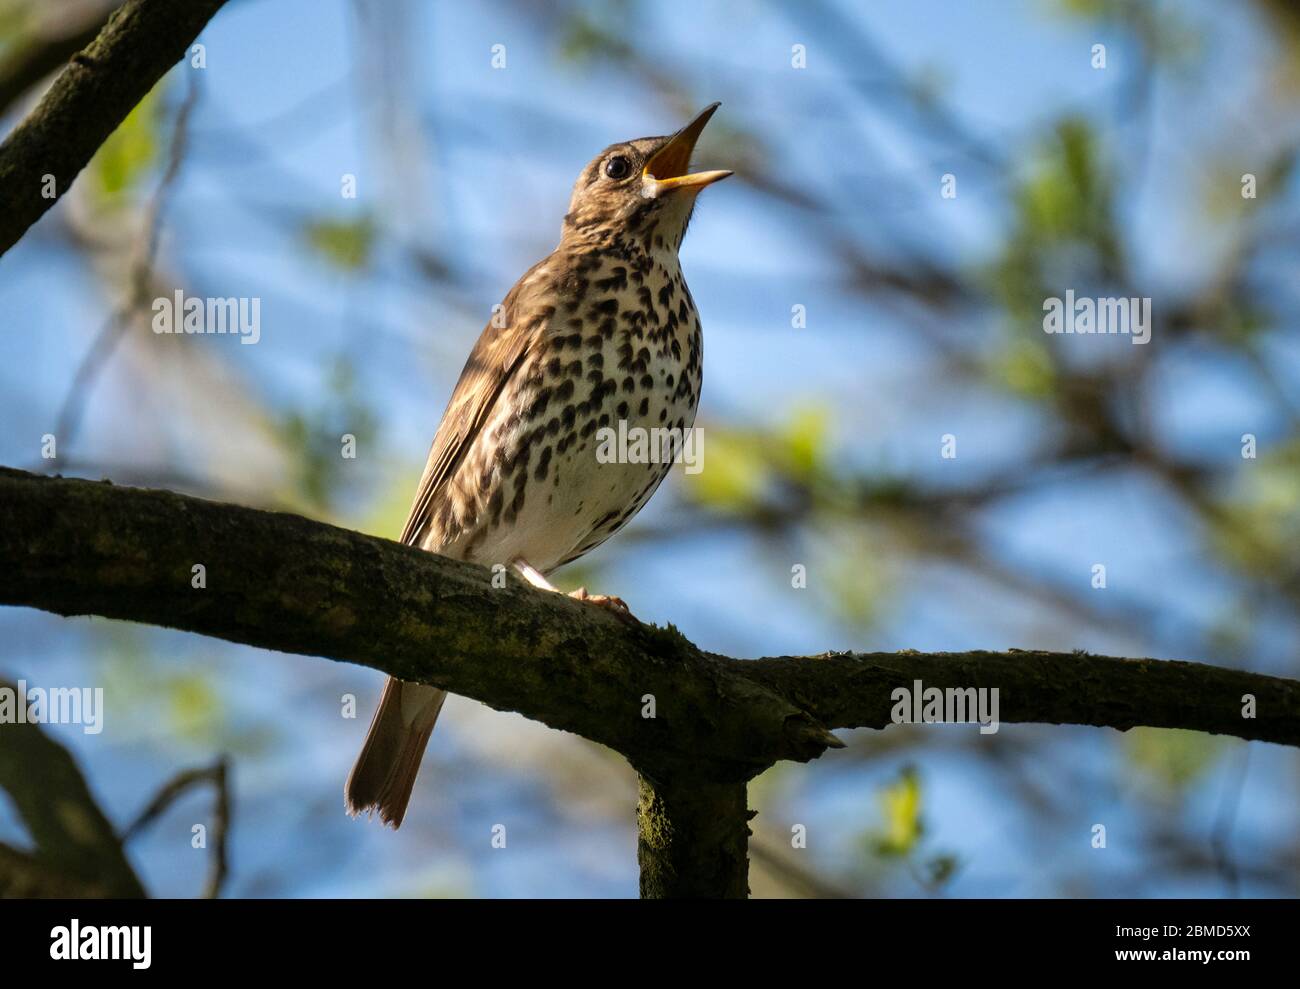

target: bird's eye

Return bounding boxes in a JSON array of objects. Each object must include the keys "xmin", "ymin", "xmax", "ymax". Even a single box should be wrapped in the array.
[{"xmin": 604, "ymin": 155, "xmax": 632, "ymax": 180}]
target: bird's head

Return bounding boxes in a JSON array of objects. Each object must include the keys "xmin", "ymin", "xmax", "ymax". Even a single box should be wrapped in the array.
[{"xmin": 561, "ymin": 103, "xmax": 732, "ymax": 251}]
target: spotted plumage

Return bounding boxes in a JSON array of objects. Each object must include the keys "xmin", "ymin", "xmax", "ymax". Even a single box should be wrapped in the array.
[
  {"xmin": 421, "ymin": 234, "xmax": 703, "ymax": 572},
  {"xmin": 346, "ymin": 104, "xmax": 732, "ymax": 828}
]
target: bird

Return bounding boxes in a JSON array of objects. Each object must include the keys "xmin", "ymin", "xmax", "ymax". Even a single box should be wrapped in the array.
[{"xmin": 345, "ymin": 104, "xmax": 732, "ymax": 828}]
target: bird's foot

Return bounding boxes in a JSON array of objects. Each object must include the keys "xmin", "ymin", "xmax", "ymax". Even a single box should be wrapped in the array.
[{"xmin": 569, "ymin": 587, "xmax": 636, "ymax": 623}]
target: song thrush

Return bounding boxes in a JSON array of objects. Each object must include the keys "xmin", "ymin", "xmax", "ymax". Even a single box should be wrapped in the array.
[{"xmin": 346, "ymin": 104, "xmax": 732, "ymax": 827}]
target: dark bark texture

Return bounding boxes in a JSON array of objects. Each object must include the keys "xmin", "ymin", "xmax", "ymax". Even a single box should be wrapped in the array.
[
  {"xmin": 2, "ymin": 466, "xmax": 1299, "ymax": 897},
  {"xmin": 0, "ymin": 0, "xmax": 227, "ymax": 257},
  {"xmin": 0, "ymin": 4, "xmax": 116, "ymax": 117},
  {"xmin": 0, "ymin": 680, "xmax": 145, "ymax": 898},
  {"xmin": 637, "ymin": 776, "xmax": 751, "ymax": 898}
]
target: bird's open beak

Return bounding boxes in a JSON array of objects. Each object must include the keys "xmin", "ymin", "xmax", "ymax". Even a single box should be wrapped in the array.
[{"xmin": 642, "ymin": 102, "xmax": 732, "ymax": 195}]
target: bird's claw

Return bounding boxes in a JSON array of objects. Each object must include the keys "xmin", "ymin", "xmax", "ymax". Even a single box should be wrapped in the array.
[{"xmin": 569, "ymin": 587, "xmax": 636, "ymax": 623}]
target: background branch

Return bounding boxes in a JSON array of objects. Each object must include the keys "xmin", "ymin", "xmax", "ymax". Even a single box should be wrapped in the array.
[
  {"xmin": 123, "ymin": 757, "xmax": 231, "ymax": 898},
  {"xmin": 0, "ymin": 679, "xmax": 145, "ymax": 898},
  {"xmin": 0, "ymin": 1, "xmax": 120, "ymax": 116},
  {"xmin": 0, "ymin": 0, "xmax": 226, "ymax": 256}
]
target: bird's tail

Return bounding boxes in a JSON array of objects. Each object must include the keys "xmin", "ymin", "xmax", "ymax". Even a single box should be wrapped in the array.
[{"xmin": 345, "ymin": 676, "xmax": 446, "ymax": 829}]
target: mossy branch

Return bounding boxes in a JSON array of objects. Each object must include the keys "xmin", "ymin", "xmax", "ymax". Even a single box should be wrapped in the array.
[
  {"xmin": 0, "ymin": 0, "xmax": 227, "ymax": 256},
  {"xmin": 2, "ymin": 467, "xmax": 1297, "ymax": 771},
  {"xmin": 2, "ymin": 466, "xmax": 1298, "ymax": 898}
]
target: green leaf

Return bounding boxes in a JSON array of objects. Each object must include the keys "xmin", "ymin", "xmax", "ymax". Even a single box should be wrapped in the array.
[
  {"xmin": 872, "ymin": 766, "xmax": 924, "ymax": 857},
  {"xmin": 920, "ymin": 853, "xmax": 960, "ymax": 890},
  {"xmin": 990, "ymin": 338, "xmax": 1057, "ymax": 398},
  {"xmin": 823, "ymin": 532, "xmax": 889, "ymax": 628},
  {"xmin": 167, "ymin": 673, "xmax": 221, "ymax": 743},
  {"xmin": 778, "ymin": 404, "xmax": 830, "ymax": 478},
  {"xmin": 302, "ymin": 216, "xmax": 377, "ymax": 272},
  {"xmin": 684, "ymin": 426, "xmax": 768, "ymax": 511},
  {"xmin": 275, "ymin": 356, "xmax": 379, "ymax": 514},
  {"xmin": 90, "ymin": 87, "xmax": 162, "ymax": 204},
  {"xmin": 1125, "ymin": 727, "xmax": 1226, "ymax": 793}
]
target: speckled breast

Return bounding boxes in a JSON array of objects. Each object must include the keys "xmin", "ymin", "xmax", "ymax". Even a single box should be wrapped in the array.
[{"xmin": 437, "ymin": 244, "xmax": 703, "ymax": 574}]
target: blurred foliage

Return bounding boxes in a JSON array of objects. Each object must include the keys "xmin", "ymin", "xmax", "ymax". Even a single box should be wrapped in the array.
[
  {"xmin": 276, "ymin": 358, "xmax": 379, "ymax": 515},
  {"xmin": 0, "ymin": 4, "xmax": 28, "ymax": 49},
  {"xmin": 987, "ymin": 338, "xmax": 1058, "ymax": 399},
  {"xmin": 1124, "ymin": 728, "xmax": 1227, "ymax": 795},
  {"xmin": 1245, "ymin": 0, "xmax": 1300, "ymax": 86},
  {"xmin": 685, "ymin": 403, "xmax": 831, "ymax": 513},
  {"xmin": 685, "ymin": 425, "xmax": 768, "ymax": 511},
  {"xmin": 864, "ymin": 766, "xmax": 960, "ymax": 894},
  {"xmin": 355, "ymin": 459, "xmax": 421, "ymax": 539},
  {"xmin": 1211, "ymin": 439, "xmax": 1300, "ymax": 578},
  {"xmin": 301, "ymin": 215, "xmax": 377, "ymax": 272},
  {"xmin": 89, "ymin": 85, "xmax": 163, "ymax": 208},
  {"xmin": 872, "ymin": 765, "xmax": 924, "ymax": 856},
  {"xmin": 94, "ymin": 623, "xmax": 277, "ymax": 755},
  {"xmin": 1053, "ymin": 0, "xmax": 1202, "ymax": 65},
  {"xmin": 821, "ymin": 530, "xmax": 891, "ymax": 628},
  {"xmin": 557, "ymin": 2, "xmax": 634, "ymax": 64},
  {"xmin": 1202, "ymin": 151, "xmax": 1297, "ymax": 222},
  {"xmin": 164, "ymin": 671, "xmax": 222, "ymax": 743},
  {"xmin": 990, "ymin": 117, "xmax": 1121, "ymax": 333},
  {"xmin": 1204, "ymin": 594, "xmax": 1262, "ymax": 661}
]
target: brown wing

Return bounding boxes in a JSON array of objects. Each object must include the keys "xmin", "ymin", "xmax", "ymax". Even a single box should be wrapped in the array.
[{"xmin": 398, "ymin": 261, "xmax": 555, "ymax": 549}]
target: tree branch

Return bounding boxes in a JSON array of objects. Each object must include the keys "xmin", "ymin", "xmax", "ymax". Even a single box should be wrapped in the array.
[
  {"xmin": 737, "ymin": 650, "xmax": 1300, "ymax": 748},
  {"xmin": 0, "ymin": 468, "xmax": 840, "ymax": 785},
  {"xmin": 2, "ymin": 466, "xmax": 1296, "ymax": 766},
  {"xmin": 0, "ymin": 841, "xmax": 120, "ymax": 898},
  {"xmin": 3, "ymin": 466, "xmax": 1298, "ymax": 898},
  {"xmin": 122, "ymin": 757, "xmax": 231, "ymax": 898},
  {"xmin": 0, "ymin": 0, "xmax": 227, "ymax": 257},
  {"xmin": 0, "ymin": 679, "xmax": 146, "ymax": 898},
  {"xmin": 636, "ymin": 776, "xmax": 750, "ymax": 898},
  {"xmin": 0, "ymin": 3, "xmax": 118, "ymax": 117}
]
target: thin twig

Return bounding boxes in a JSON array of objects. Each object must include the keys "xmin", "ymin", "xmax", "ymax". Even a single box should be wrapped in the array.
[
  {"xmin": 123, "ymin": 756, "xmax": 232, "ymax": 899},
  {"xmin": 51, "ymin": 66, "xmax": 200, "ymax": 467}
]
